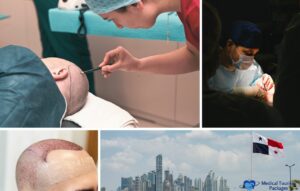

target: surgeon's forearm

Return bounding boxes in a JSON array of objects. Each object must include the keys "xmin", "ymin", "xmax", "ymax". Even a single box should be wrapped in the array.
[{"xmin": 138, "ymin": 45, "xmax": 199, "ymax": 74}]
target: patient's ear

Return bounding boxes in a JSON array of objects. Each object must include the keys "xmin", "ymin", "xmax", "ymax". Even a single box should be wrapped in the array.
[{"xmin": 51, "ymin": 68, "xmax": 68, "ymax": 81}]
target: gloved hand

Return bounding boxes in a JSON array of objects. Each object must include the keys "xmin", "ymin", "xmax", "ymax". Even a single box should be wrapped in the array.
[{"xmin": 254, "ymin": 74, "xmax": 275, "ymax": 106}]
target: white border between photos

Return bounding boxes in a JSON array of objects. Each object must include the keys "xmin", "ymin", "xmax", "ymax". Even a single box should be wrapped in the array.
[{"xmin": 199, "ymin": 0, "xmax": 203, "ymax": 127}]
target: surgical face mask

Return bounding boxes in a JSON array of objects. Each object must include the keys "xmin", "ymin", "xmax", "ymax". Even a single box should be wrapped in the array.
[{"xmin": 232, "ymin": 54, "xmax": 254, "ymax": 70}]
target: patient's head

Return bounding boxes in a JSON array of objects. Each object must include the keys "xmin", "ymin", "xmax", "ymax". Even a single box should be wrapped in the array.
[
  {"xmin": 42, "ymin": 58, "xmax": 89, "ymax": 116},
  {"xmin": 16, "ymin": 139, "xmax": 98, "ymax": 191}
]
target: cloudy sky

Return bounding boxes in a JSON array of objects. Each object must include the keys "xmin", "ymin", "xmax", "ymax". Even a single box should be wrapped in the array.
[{"xmin": 101, "ymin": 130, "xmax": 300, "ymax": 191}]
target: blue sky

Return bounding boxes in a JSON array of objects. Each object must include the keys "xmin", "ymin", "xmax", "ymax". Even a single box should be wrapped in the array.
[{"xmin": 101, "ymin": 130, "xmax": 300, "ymax": 191}]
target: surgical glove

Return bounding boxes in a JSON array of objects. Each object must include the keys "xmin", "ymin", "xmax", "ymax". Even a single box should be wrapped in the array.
[{"xmin": 254, "ymin": 74, "xmax": 275, "ymax": 106}]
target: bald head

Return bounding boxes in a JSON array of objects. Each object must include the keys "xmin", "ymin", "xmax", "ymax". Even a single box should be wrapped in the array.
[
  {"xmin": 16, "ymin": 139, "xmax": 97, "ymax": 191},
  {"xmin": 42, "ymin": 58, "xmax": 89, "ymax": 116}
]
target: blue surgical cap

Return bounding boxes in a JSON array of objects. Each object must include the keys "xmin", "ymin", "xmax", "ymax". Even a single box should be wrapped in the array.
[
  {"xmin": 86, "ymin": 0, "xmax": 140, "ymax": 14},
  {"xmin": 230, "ymin": 21, "xmax": 262, "ymax": 49}
]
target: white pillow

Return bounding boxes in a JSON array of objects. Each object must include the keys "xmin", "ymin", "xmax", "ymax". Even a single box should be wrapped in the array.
[{"xmin": 64, "ymin": 93, "xmax": 139, "ymax": 128}]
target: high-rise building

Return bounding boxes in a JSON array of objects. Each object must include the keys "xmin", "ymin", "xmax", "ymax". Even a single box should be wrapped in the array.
[
  {"xmin": 203, "ymin": 171, "xmax": 214, "ymax": 191},
  {"xmin": 163, "ymin": 170, "xmax": 174, "ymax": 191},
  {"xmin": 184, "ymin": 176, "xmax": 192, "ymax": 191},
  {"xmin": 148, "ymin": 171, "xmax": 156, "ymax": 191},
  {"xmin": 174, "ymin": 174, "xmax": 184, "ymax": 191},
  {"xmin": 218, "ymin": 177, "xmax": 230, "ymax": 191},
  {"xmin": 134, "ymin": 176, "xmax": 141, "ymax": 191},
  {"xmin": 213, "ymin": 177, "xmax": 218, "ymax": 191},
  {"xmin": 203, "ymin": 171, "xmax": 230, "ymax": 191},
  {"xmin": 148, "ymin": 171, "xmax": 156, "ymax": 185},
  {"xmin": 194, "ymin": 178, "xmax": 203, "ymax": 191},
  {"xmin": 141, "ymin": 174, "xmax": 148, "ymax": 191},
  {"xmin": 122, "ymin": 177, "xmax": 134, "ymax": 191},
  {"xmin": 156, "ymin": 154, "xmax": 163, "ymax": 191}
]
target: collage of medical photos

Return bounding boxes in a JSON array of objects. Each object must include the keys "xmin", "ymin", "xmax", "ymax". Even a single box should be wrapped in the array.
[{"xmin": 1, "ymin": 0, "xmax": 300, "ymax": 190}]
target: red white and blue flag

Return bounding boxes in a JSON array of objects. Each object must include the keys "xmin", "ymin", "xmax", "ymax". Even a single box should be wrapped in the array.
[{"xmin": 252, "ymin": 133, "xmax": 284, "ymax": 156}]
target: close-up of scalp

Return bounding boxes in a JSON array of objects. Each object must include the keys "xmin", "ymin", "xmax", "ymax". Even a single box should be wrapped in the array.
[
  {"xmin": 16, "ymin": 139, "xmax": 83, "ymax": 190},
  {"xmin": 22, "ymin": 139, "xmax": 83, "ymax": 162}
]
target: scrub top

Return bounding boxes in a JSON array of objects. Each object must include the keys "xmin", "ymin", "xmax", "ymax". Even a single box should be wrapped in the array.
[
  {"xmin": 208, "ymin": 60, "xmax": 263, "ymax": 93},
  {"xmin": 177, "ymin": 0, "xmax": 199, "ymax": 49},
  {"xmin": 33, "ymin": 0, "xmax": 95, "ymax": 93}
]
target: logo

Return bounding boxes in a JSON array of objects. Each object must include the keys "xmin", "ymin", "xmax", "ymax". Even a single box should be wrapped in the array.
[{"xmin": 240, "ymin": 180, "xmax": 260, "ymax": 191}]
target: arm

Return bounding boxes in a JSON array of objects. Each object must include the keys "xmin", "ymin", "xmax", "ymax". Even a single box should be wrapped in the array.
[
  {"xmin": 138, "ymin": 42, "xmax": 199, "ymax": 74},
  {"xmin": 99, "ymin": 42, "xmax": 199, "ymax": 77}
]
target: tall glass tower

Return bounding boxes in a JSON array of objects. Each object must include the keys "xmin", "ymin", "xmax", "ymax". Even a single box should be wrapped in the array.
[{"xmin": 156, "ymin": 154, "xmax": 163, "ymax": 191}]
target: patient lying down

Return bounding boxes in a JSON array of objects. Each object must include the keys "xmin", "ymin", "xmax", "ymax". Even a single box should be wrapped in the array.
[
  {"xmin": 42, "ymin": 57, "xmax": 138, "ymax": 127},
  {"xmin": 16, "ymin": 139, "xmax": 98, "ymax": 191},
  {"xmin": 0, "ymin": 45, "xmax": 137, "ymax": 127}
]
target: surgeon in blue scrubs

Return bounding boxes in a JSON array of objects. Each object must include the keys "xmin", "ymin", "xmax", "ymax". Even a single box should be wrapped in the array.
[
  {"xmin": 208, "ymin": 21, "xmax": 275, "ymax": 105},
  {"xmin": 202, "ymin": 2, "xmax": 283, "ymax": 127},
  {"xmin": 208, "ymin": 21, "xmax": 264, "ymax": 92}
]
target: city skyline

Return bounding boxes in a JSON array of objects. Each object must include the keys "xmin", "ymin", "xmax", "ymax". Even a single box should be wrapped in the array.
[
  {"xmin": 116, "ymin": 154, "xmax": 230, "ymax": 191},
  {"xmin": 101, "ymin": 131, "xmax": 300, "ymax": 191}
]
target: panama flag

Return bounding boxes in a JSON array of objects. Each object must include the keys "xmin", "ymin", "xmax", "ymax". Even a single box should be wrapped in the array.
[{"xmin": 253, "ymin": 133, "xmax": 284, "ymax": 156}]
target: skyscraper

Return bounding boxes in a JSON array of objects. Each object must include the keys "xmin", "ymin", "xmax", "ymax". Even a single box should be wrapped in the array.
[
  {"xmin": 156, "ymin": 154, "xmax": 163, "ymax": 191},
  {"xmin": 122, "ymin": 177, "xmax": 134, "ymax": 191},
  {"xmin": 134, "ymin": 176, "xmax": 141, "ymax": 191},
  {"xmin": 140, "ymin": 174, "xmax": 147, "ymax": 191},
  {"xmin": 184, "ymin": 176, "xmax": 192, "ymax": 191},
  {"xmin": 148, "ymin": 171, "xmax": 156, "ymax": 191},
  {"xmin": 163, "ymin": 170, "xmax": 174, "ymax": 191},
  {"xmin": 203, "ymin": 171, "xmax": 214, "ymax": 191},
  {"xmin": 194, "ymin": 178, "xmax": 203, "ymax": 191},
  {"xmin": 174, "ymin": 174, "xmax": 184, "ymax": 191},
  {"xmin": 203, "ymin": 171, "xmax": 230, "ymax": 191}
]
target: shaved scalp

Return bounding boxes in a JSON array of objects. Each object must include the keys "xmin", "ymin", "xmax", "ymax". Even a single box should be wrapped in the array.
[
  {"xmin": 42, "ymin": 57, "xmax": 89, "ymax": 116},
  {"xmin": 16, "ymin": 139, "xmax": 83, "ymax": 191}
]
